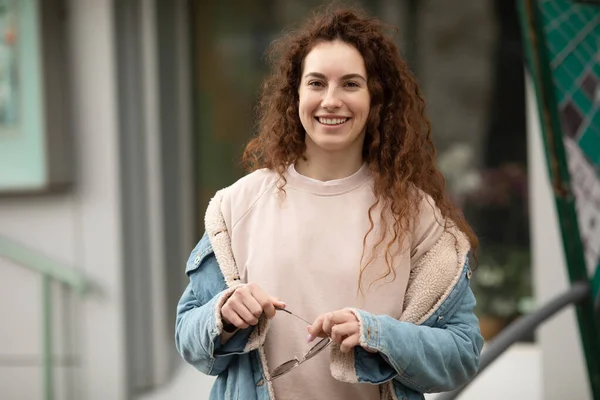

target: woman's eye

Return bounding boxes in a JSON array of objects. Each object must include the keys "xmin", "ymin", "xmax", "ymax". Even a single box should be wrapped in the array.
[
  {"xmin": 345, "ymin": 81, "xmax": 359, "ymax": 88},
  {"xmin": 308, "ymin": 81, "xmax": 324, "ymax": 87}
]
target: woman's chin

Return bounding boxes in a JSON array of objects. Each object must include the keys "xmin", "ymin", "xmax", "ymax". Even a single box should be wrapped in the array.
[
  {"xmin": 309, "ymin": 135, "xmax": 352, "ymax": 151},
  {"xmin": 305, "ymin": 130, "xmax": 365, "ymax": 155}
]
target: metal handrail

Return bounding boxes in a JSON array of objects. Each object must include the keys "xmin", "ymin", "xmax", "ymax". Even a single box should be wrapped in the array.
[
  {"xmin": 0, "ymin": 235, "xmax": 89, "ymax": 295},
  {"xmin": 437, "ymin": 281, "xmax": 590, "ymax": 400},
  {"xmin": 0, "ymin": 235, "xmax": 91, "ymax": 400}
]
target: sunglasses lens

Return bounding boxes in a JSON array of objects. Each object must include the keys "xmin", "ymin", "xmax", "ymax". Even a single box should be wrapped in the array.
[
  {"xmin": 271, "ymin": 359, "xmax": 299, "ymax": 378},
  {"xmin": 305, "ymin": 338, "xmax": 331, "ymax": 360}
]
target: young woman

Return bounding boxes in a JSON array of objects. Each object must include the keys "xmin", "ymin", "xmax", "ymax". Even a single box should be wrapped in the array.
[{"xmin": 175, "ymin": 6, "xmax": 483, "ymax": 400}]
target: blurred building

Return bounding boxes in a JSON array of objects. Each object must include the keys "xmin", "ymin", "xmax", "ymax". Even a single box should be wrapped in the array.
[{"xmin": 0, "ymin": 0, "xmax": 593, "ymax": 399}]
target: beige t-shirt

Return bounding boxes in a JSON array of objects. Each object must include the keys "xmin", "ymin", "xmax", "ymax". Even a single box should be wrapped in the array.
[{"xmin": 220, "ymin": 164, "xmax": 445, "ymax": 400}]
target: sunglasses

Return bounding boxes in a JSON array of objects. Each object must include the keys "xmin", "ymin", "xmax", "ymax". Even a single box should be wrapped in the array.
[{"xmin": 269, "ymin": 307, "xmax": 332, "ymax": 381}]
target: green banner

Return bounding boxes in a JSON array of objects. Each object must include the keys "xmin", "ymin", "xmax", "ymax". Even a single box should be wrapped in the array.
[{"xmin": 519, "ymin": 0, "xmax": 600, "ymax": 397}]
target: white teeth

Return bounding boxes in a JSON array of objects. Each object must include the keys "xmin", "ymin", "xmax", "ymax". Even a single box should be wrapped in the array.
[{"xmin": 318, "ymin": 117, "xmax": 348, "ymax": 125}]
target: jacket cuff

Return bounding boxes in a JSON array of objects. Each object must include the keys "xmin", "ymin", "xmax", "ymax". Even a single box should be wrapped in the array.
[
  {"xmin": 349, "ymin": 308, "xmax": 381, "ymax": 352},
  {"xmin": 210, "ymin": 285, "xmax": 257, "ymax": 360},
  {"xmin": 213, "ymin": 285, "xmax": 242, "ymax": 336},
  {"xmin": 328, "ymin": 308, "xmax": 382, "ymax": 384}
]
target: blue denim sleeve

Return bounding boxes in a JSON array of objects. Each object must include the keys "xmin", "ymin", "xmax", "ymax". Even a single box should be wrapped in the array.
[
  {"xmin": 352, "ymin": 284, "xmax": 483, "ymax": 393},
  {"xmin": 174, "ymin": 233, "xmax": 254, "ymax": 376}
]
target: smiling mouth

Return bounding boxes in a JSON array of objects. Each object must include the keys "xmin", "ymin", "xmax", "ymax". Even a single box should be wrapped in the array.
[{"xmin": 315, "ymin": 117, "xmax": 350, "ymax": 126}]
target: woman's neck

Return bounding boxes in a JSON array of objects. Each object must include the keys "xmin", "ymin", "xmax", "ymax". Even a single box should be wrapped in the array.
[{"xmin": 295, "ymin": 150, "xmax": 364, "ymax": 182}]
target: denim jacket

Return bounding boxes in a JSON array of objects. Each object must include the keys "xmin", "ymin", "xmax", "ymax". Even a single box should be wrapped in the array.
[{"xmin": 175, "ymin": 191, "xmax": 483, "ymax": 400}]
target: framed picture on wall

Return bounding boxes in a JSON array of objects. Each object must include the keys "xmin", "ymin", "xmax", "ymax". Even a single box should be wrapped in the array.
[{"xmin": 0, "ymin": 0, "xmax": 72, "ymax": 194}]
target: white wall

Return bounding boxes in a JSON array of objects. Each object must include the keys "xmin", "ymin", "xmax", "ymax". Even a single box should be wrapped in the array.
[
  {"xmin": 0, "ymin": 0, "xmax": 128, "ymax": 399},
  {"xmin": 526, "ymin": 74, "xmax": 591, "ymax": 400}
]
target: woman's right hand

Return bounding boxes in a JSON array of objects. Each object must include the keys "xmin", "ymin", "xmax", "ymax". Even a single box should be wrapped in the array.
[{"xmin": 221, "ymin": 283, "xmax": 285, "ymax": 330}]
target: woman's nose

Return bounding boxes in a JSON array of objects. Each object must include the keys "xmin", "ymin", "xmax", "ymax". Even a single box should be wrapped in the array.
[{"xmin": 321, "ymin": 87, "xmax": 342, "ymax": 109}]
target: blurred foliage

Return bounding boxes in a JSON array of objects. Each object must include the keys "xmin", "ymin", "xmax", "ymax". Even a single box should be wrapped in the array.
[
  {"xmin": 464, "ymin": 163, "xmax": 533, "ymax": 319},
  {"xmin": 439, "ymin": 145, "xmax": 533, "ymax": 320},
  {"xmin": 471, "ymin": 244, "xmax": 533, "ymax": 318}
]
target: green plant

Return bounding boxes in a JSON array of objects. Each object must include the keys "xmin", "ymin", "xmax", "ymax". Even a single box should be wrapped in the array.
[
  {"xmin": 437, "ymin": 145, "xmax": 533, "ymax": 320},
  {"xmin": 471, "ymin": 244, "xmax": 533, "ymax": 319}
]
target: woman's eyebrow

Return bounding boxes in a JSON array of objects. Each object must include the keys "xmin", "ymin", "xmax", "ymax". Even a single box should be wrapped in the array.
[{"xmin": 303, "ymin": 72, "xmax": 367, "ymax": 82}]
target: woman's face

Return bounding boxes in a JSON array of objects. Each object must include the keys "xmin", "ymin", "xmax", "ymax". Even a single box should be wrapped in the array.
[{"xmin": 298, "ymin": 40, "xmax": 370, "ymax": 158}]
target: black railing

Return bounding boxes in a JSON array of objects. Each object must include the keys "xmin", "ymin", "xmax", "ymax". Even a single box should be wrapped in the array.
[{"xmin": 437, "ymin": 281, "xmax": 590, "ymax": 399}]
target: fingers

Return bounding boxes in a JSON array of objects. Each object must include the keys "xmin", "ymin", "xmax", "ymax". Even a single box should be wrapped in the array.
[
  {"xmin": 220, "ymin": 283, "xmax": 284, "ymax": 330},
  {"xmin": 308, "ymin": 313, "xmax": 338, "ymax": 338},
  {"xmin": 308, "ymin": 309, "xmax": 360, "ymax": 343},
  {"xmin": 340, "ymin": 334, "xmax": 360, "ymax": 353},
  {"xmin": 271, "ymin": 297, "xmax": 287, "ymax": 310},
  {"xmin": 330, "ymin": 311, "xmax": 355, "ymax": 325},
  {"xmin": 221, "ymin": 307, "xmax": 249, "ymax": 330},
  {"xmin": 307, "ymin": 316, "xmax": 327, "ymax": 341},
  {"xmin": 307, "ymin": 317, "xmax": 371, "ymax": 354},
  {"xmin": 250, "ymin": 289, "xmax": 276, "ymax": 319},
  {"xmin": 248, "ymin": 283, "xmax": 288, "ymax": 319},
  {"xmin": 239, "ymin": 298, "xmax": 263, "ymax": 325},
  {"xmin": 330, "ymin": 321, "xmax": 359, "ymax": 343},
  {"xmin": 221, "ymin": 297, "xmax": 252, "ymax": 329}
]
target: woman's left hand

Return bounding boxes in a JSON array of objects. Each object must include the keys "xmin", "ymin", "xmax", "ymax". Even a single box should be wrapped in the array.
[{"xmin": 308, "ymin": 309, "xmax": 374, "ymax": 353}]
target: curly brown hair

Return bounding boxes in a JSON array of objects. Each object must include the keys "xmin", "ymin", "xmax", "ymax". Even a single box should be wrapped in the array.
[{"xmin": 243, "ymin": 5, "xmax": 478, "ymax": 290}]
